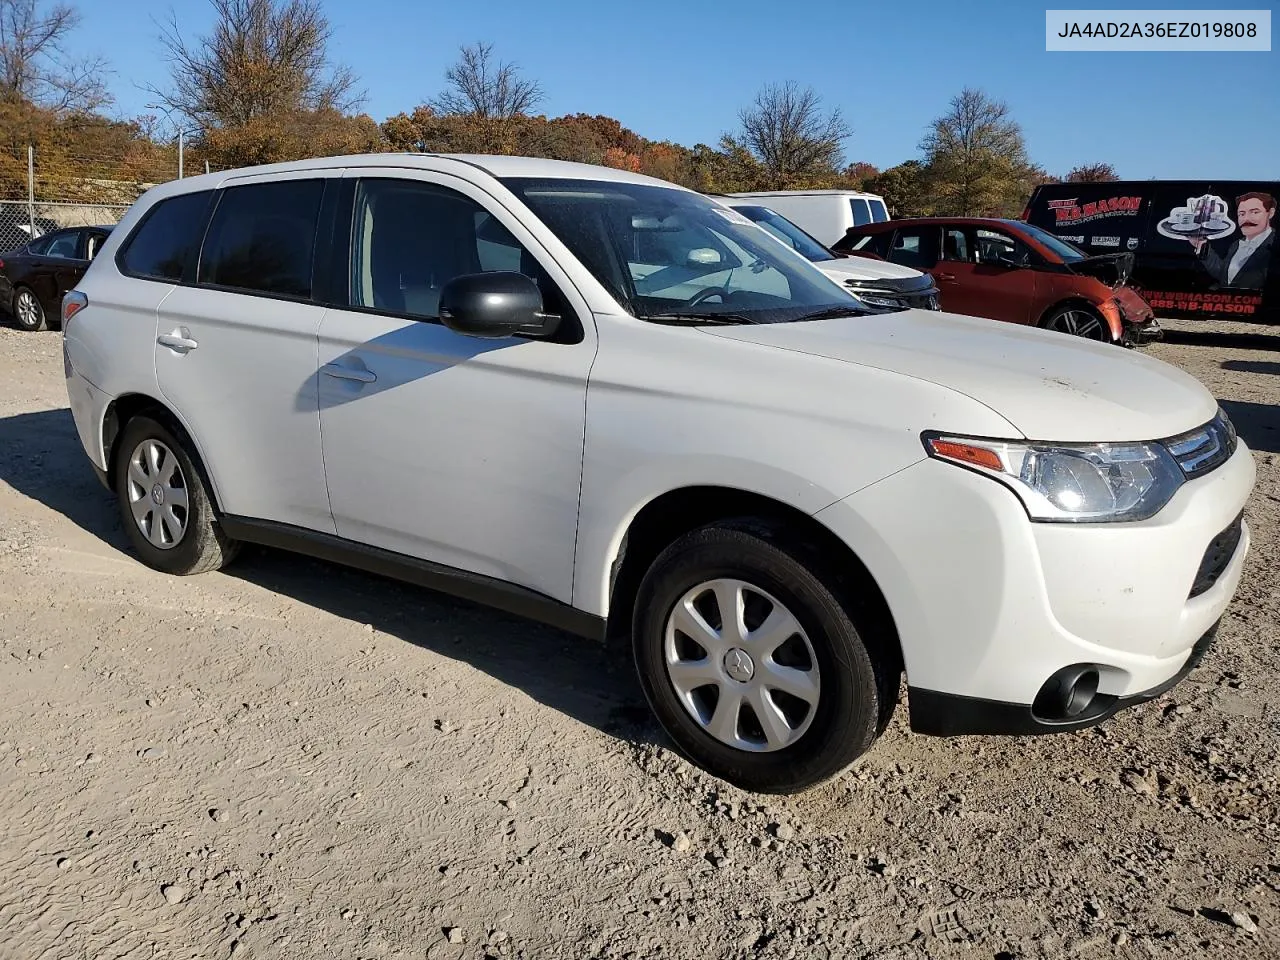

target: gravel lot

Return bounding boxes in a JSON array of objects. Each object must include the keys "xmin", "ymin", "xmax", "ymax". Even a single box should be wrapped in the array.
[{"xmin": 1, "ymin": 318, "xmax": 1278, "ymax": 960}]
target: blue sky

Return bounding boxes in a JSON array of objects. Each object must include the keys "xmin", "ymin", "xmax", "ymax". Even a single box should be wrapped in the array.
[{"xmin": 69, "ymin": 0, "xmax": 1277, "ymax": 180}]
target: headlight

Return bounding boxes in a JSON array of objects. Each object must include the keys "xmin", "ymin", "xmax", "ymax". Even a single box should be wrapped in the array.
[{"xmin": 924, "ymin": 433, "xmax": 1185, "ymax": 522}]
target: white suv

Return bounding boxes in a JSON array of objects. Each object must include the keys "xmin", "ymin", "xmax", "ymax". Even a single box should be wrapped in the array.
[{"xmin": 62, "ymin": 154, "xmax": 1255, "ymax": 794}]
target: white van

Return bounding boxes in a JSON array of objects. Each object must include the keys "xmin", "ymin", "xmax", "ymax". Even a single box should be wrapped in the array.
[
  {"xmin": 726, "ymin": 189, "xmax": 890, "ymax": 247},
  {"xmin": 60, "ymin": 153, "xmax": 1254, "ymax": 794}
]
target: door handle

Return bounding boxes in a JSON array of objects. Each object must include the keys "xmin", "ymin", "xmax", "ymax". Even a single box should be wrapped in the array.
[
  {"xmin": 321, "ymin": 362, "xmax": 377, "ymax": 383},
  {"xmin": 157, "ymin": 329, "xmax": 198, "ymax": 351}
]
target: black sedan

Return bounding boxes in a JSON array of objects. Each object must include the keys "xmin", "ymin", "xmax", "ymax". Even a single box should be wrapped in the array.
[{"xmin": 1, "ymin": 224, "xmax": 113, "ymax": 331}]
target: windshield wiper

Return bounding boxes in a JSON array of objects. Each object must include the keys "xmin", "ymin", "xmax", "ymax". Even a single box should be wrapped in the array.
[
  {"xmin": 792, "ymin": 305, "xmax": 872, "ymax": 322},
  {"xmin": 643, "ymin": 313, "xmax": 755, "ymax": 326}
]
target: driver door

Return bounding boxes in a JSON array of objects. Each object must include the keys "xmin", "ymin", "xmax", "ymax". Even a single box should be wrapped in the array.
[
  {"xmin": 314, "ymin": 169, "xmax": 597, "ymax": 605},
  {"xmin": 934, "ymin": 225, "xmax": 1038, "ymax": 324}
]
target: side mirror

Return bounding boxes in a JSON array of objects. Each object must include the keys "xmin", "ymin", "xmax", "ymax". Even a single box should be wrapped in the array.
[
  {"xmin": 438, "ymin": 271, "xmax": 560, "ymax": 339},
  {"xmin": 686, "ymin": 247, "xmax": 722, "ymax": 267}
]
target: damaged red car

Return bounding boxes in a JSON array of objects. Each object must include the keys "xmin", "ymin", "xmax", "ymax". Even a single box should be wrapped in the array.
[{"xmin": 832, "ymin": 217, "xmax": 1161, "ymax": 346}]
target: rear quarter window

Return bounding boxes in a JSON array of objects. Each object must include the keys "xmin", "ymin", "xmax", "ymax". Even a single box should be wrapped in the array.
[{"xmin": 117, "ymin": 190, "xmax": 215, "ymax": 282}]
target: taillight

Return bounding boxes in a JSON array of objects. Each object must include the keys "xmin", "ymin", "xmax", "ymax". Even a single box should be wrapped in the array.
[{"xmin": 63, "ymin": 290, "xmax": 88, "ymax": 324}]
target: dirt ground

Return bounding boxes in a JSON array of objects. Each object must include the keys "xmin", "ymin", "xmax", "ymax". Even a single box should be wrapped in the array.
[{"xmin": 1, "ymin": 316, "xmax": 1278, "ymax": 960}]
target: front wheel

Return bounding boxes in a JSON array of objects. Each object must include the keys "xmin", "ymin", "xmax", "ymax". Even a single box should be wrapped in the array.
[
  {"xmin": 1039, "ymin": 303, "xmax": 1110, "ymax": 341},
  {"xmin": 631, "ymin": 521, "xmax": 898, "ymax": 794}
]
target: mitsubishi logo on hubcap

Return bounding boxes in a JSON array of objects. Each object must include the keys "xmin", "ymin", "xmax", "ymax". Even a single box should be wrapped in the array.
[{"xmin": 723, "ymin": 647, "xmax": 755, "ymax": 683}]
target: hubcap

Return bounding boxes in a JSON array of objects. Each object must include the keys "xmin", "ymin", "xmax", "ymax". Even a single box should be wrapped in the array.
[
  {"xmin": 125, "ymin": 439, "xmax": 189, "ymax": 550},
  {"xmin": 1051, "ymin": 309, "xmax": 1105, "ymax": 340},
  {"xmin": 16, "ymin": 291, "xmax": 38, "ymax": 325},
  {"xmin": 663, "ymin": 578, "xmax": 821, "ymax": 753}
]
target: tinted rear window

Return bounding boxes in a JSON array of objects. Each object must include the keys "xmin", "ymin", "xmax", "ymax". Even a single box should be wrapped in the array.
[
  {"xmin": 850, "ymin": 198, "xmax": 871, "ymax": 226},
  {"xmin": 198, "ymin": 179, "xmax": 325, "ymax": 299},
  {"xmin": 118, "ymin": 190, "xmax": 214, "ymax": 281}
]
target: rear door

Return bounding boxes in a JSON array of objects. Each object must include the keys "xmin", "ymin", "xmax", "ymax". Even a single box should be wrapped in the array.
[{"xmin": 153, "ymin": 171, "xmax": 338, "ymax": 534}]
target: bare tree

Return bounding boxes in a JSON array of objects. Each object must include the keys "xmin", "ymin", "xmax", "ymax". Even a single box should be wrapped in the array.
[
  {"xmin": 432, "ymin": 42, "xmax": 543, "ymax": 120},
  {"xmin": 731, "ymin": 81, "xmax": 851, "ymax": 187},
  {"xmin": 0, "ymin": 0, "xmax": 111, "ymax": 112},
  {"xmin": 1065, "ymin": 162, "xmax": 1119, "ymax": 182},
  {"xmin": 150, "ymin": 0, "xmax": 363, "ymax": 128},
  {"xmin": 920, "ymin": 87, "xmax": 1034, "ymax": 216}
]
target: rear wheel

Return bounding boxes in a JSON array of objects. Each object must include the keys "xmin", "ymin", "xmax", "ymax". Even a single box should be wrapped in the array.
[
  {"xmin": 113, "ymin": 414, "xmax": 240, "ymax": 575},
  {"xmin": 12, "ymin": 287, "xmax": 46, "ymax": 331},
  {"xmin": 631, "ymin": 520, "xmax": 898, "ymax": 794},
  {"xmin": 1040, "ymin": 303, "xmax": 1109, "ymax": 341}
]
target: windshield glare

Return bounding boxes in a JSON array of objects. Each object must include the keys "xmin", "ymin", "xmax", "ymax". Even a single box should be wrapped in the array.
[
  {"xmin": 500, "ymin": 177, "xmax": 866, "ymax": 323},
  {"xmin": 728, "ymin": 205, "xmax": 836, "ymax": 263},
  {"xmin": 1012, "ymin": 220, "xmax": 1088, "ymax": 261}
]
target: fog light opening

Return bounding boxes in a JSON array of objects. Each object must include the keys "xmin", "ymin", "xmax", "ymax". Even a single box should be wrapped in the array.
[{"xmin": 1033, "ymin": 665, "xmax": 1102, "ymax": 722}]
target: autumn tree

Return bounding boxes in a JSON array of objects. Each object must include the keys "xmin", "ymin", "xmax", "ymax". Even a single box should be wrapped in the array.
[
  {"xmin": 920, "ymin": 87, "xmax": 1035, "ymax": 216},
  {"xmin": 425, "ymin": 41, "xmax": 544, "ymax": 153},
  {"xmin": 866, "ymin": 160, "xmax": 930, "ymax": 217},
  {"xmin": 432, "ymin": 41, "xmax": 543, "ymax": 121},
  {"xmin": 0, "ymin": 0, "xmax": 110, "ymax": 113},
  {"xmin": 726, "ymin": 81, "xmax": 850, "ymax": 189},
  {"xmin": 1065, "ymin": 162, "xmax": 1119, "ymax": 182},
  {"xmin": 148, "ymin": 0, "xmax": 371, "ymax": 167}
]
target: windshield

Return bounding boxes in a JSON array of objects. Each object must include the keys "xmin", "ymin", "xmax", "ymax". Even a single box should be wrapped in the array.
[
  {"xmin": 500, "ymin": 177, "xmax": 867, "ymax": 324},
  {"xmin": 1011, "ymin": 220, "xmax": 1088, "ymax": 262},
  {"xmin": 726, "ymin": 204, "xmax": 837, "ymax": 263}
]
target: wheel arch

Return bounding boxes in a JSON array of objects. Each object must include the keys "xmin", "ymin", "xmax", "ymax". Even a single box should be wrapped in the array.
[
  {"xmin": 102, "ymin": 393, "xmax": 226, "ymax": 513},
  {"xmin": 602, "ymin": 485, "xmax": 903, "ymax": 668},
  {"xmin": 1038, "ymin": 296, "xmax": 1121, "ymax": 341}
]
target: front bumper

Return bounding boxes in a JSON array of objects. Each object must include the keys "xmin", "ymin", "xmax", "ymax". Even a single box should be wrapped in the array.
[
  {"xmin": 814, "ymin": 439, "xmax": 1255, "ymax": 734},
  {"xmin": 908, "ymin": 618, "xmax": 1219, "ymax": 735}
]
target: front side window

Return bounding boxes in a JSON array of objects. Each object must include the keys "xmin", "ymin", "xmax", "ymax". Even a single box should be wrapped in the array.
[
  {"xmin": 869, "ymin": 200, "xmax": 890, "ymax": 223},
  {"xmin": 501, "ymin": 177, "xmax": 864, "ymax": 324},
  {"xmin": 198, "ymin": 179, "xmax": 324, "ymax": 298},
  {"xmin": 849, "ymin": 198, "xmax": 872, "ymax": 226},
  {"xmin": 118, "ymin": 190, "xmax": 214, "ymax": 281},
  {"xmin": 348, "ymin": 178, "xmax": 566, "ymax": 322},
  {"xmin": 975, "ymin": 228, "xmax": 1031, "ymax": 266}
]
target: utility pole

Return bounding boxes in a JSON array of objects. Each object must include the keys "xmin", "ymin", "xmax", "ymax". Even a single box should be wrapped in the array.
[{"xmin": 27, "ymin": 146, "xmax": 34, "ymax": 235}]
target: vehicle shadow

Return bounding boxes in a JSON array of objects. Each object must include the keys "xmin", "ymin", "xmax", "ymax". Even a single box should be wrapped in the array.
[
  {"xmin": 221, "ymin": 545, "xmax": 659, "ymax": 747},
  {"xmin": 1218, "ymin": 399, "xmax": 1280, "ymax": 455},
  {"xmin": 1221, "ymin": 359, "xmax": 1280, "ymax": 376},
  {"xmin": 0, "ymin": 407, "xmax": 660, "ymax": 749},
  {"xmin": 1161, "ymin": 328, "xmax": 1280, "ymax": 351},
  {"xmin": 0, "ymin": 407, "xmax": 129, "ymax": 546}
]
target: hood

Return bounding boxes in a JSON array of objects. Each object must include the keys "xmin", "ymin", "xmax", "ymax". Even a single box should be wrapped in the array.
[
  {"xmin": 1067, "ymin": 252, "xmax": 1134, "ymax": 287},
  {"xmin": 701, "ymin": 309, "xmax": 1217, "ymax": 442},
  {"xmin": 812, "ymin": 255, "xmax": 926, "ymax": 283}
]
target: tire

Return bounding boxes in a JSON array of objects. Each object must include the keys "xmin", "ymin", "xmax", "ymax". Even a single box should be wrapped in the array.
[
  {"xmin": 631, "ymin": 520, "xmax": 898, "ymax": 794},
  {"xmin": 12, "ymin": 286, "xmax": 47, "ymax": 331},
  {"xmin": 113, "ymin": 414, "xmax": 240, "ymax": 575},
  {"xmin": 1039, "ymin": 303, "xmax": 1110, "ymax": 342}
]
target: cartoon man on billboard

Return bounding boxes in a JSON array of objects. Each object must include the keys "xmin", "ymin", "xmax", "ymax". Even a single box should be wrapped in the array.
[{"xmin": 1186, "ymin": 192, "xmax": 1275, "ymax": 290}]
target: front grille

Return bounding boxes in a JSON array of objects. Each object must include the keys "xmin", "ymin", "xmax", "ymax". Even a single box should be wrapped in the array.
[
  {"xmin": 1163, "ymin": 411, "xmax": 1237, "ymax": 479},
  {"xmin": 1189, "ymin": 511, "xmax": 1244, "ymax": 598},
  {"xmin": 845, "ymin": 275, "xmax": 941, "ymax": 311}
]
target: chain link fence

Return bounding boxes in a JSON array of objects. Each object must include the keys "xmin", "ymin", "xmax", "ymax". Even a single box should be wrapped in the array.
[{"xmin": 0, "ymin": 146, "xmax": 211, "ymax": 252}]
